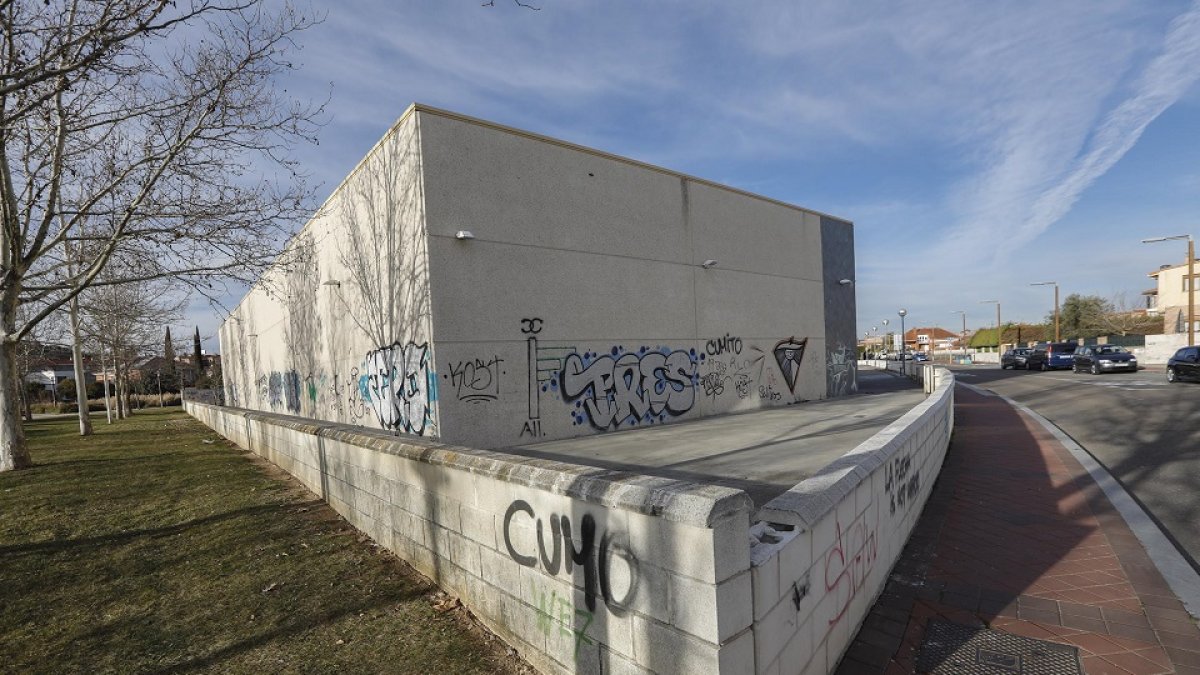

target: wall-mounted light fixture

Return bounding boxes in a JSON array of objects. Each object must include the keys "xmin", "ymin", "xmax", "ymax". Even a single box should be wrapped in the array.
[
  {"xmin": 701, "ymin": 259, "xmax": 718, "ymax": 269},
  {"xmin": 838, "ymin": 278, "xmax": 853, "ymax": 286},
  {"xmin": 455, "ymin": 230, "xmax": 475, "ymax": 240}
]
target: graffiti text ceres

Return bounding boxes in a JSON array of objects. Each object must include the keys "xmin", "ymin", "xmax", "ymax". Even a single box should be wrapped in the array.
[{"xmin": 560, "ymin": 349, "xmax": 696, "ymax": 429}]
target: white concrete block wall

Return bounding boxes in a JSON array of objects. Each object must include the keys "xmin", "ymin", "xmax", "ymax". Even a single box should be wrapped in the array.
[
  {"xmin": 185, "ymin": 401, "xmax": 755, "ymax": 675},
  {"xmin": 749, "ymin": 367, "xmax": 954, "ymax": 674}
]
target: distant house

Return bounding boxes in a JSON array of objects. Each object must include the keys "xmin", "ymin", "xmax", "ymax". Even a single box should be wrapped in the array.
[
  {"xmin": 132, "ymin": 353, "xmax": 222, "ymax": 388},
  {"xmin": 1147, "ymin": 260, "xmax": 1200, "ymax": 335},
  {"xmin": 23, "ymin": 344, "xmax": 95, "ymax": 392},
  {"xmin": 907, "ymin": 326, "xmax": 960, "ymax": 352}
]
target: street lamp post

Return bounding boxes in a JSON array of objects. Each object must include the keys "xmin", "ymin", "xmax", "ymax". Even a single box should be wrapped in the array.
[
  {"xmin": 1031, "ymin": 281, "xmax": 1060, "ymax": 341},
  {"xmin": 1143, "ymin": 235, "xmax": 1194, "ymax": 346},
  {"xmin": 898, "ymin": 309, "xmax": 908, "ymax": 375},
  {"xmin": 980, "ymin": 300, "xmax": 1000, "ymax": 355},
  {"xmin": 952, "ymin": 310, "xmax": 967, "ymax": 359}
]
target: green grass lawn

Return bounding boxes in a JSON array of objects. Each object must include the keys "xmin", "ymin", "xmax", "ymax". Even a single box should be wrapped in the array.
[{"xmin": 0, "ymin": 408, "xmax": 532, "ymax": 674}]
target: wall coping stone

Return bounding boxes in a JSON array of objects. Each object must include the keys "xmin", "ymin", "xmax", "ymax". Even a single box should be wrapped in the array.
[
  {"xmin": 191, "ymin": 403, "xmax": 753, "ymax": 528},
  {"xmin": 753, "ymin": 367, "xmax": 954, "ymax": 529}
]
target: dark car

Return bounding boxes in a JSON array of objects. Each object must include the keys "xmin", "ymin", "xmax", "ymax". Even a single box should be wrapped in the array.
[
  {"xmin": 1167, "ymin": 346, "xmax": 1200, "ymax": 383},
  {"xmin": 1072, "ymin": 344, "xmax": 1138, "ymax": 374},
  {"xmin": 1026, "ymin": 342, "xmax": 1079, "ymax": 371},
  {"xmin": 1000, "ymin": 348, "xmax": 1031, "ymax": 370}
]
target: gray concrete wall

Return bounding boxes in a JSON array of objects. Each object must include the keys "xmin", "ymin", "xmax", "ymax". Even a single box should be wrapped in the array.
[
  {"xmin": 418, "ymin": 109, "xmax": 852, "ymax": 448},
  {"xmin": 219, "ymin": 104, "xmax": 856, "ymax": 449},
  {"xmin": 820, "ymin": 216, "xmax": 857, "ymax": 397}
]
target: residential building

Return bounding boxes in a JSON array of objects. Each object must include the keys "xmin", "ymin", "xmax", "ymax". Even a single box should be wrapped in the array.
[{"xmin": 1147, "ymin": 260, "xmax": 1200, "ymax": 335}]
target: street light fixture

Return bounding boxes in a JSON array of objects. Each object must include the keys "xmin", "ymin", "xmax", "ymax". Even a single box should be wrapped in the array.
[
  {"xmin": 898, "ymin": 308, "xmax": 908, "ymax": 375},
  {"xmin": 951, "ymin": 310, "xmax": 967, "ymax": 358},
  {"xmin": 1031, "ymin": 281, "xmax": 1060, "ymax": 341},
  {"xmin": 1143, "ymin": 235, "xmax": 1195, "ymax": 346},
  {"xmin": 980, "ymin": 300, "xmax": 1001, "ymax": 355}
]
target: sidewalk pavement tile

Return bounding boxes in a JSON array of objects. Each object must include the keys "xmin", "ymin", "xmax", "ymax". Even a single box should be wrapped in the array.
[{"xmin": 836, "ymin": 385, "xmax": 1199, "ymax": 674}]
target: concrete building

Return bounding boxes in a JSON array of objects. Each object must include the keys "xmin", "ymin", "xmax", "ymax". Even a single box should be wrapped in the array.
[
  {"xmin": 195, "ymin": 106, "xmax": 960, "ymax": 675},
  {"xmin": 220, "ymin": 104, "xmax": 858, "ymax": 449}
]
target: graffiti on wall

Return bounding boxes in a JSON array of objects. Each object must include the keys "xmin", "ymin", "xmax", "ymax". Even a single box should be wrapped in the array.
[
  {"xmin": 359, "ymin": 341, "xmax": 437, "ymax": 436},
  {"xmin": 445, "ymin": 356, "xmax": 504, "ymax": 404},
  {"xmin": 560, "ymin": 346, "xmax": 699, "ymax": 429},
  {"xmin": 705, "ymin": 333, "xmax": 743, "ymax": 357},
  {"xmin": 773, "ymin": 337, "xmax": 809, "ymax": 392},
  {"xmin": 503, "ymin": 500, "xmax": 639, "ymax": 615},
  {"xmin": 533, "ymin": 583, "xmax": 596, "ymax": 656},
  {"xmin": 827, "ymin": 344, "xmax": 858, "ymax": 396},
  {"xmin": 884, "ymin": 452, "xmax": 921, "ymax": 517},
  {"xmin": 257, "ymin": 370, "xmax": 304, "ymax": 413},
  {"xmin": 700, "ymin": 356, "xmax": 753, "ymax": 402},
  {"xmin": 824, "ymin": 514, "xmax": 878, "ymax": 630},
  {"xmin": 696, "ymin": 336, "xmax": 811, "ymax": 405},
  {"xmin": 522, "ymin": 318, "xmax": 576, "ymax": 439}
]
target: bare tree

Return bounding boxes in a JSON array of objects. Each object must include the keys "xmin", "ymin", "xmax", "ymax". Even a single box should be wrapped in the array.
[
  {"xmin": 12, "ymin": 307, "xmax": 64, "ymax": 421},
  {"xmin": 331, "ymin": 122, "xmax": 430, "ymax": 350},
  {"xmin": 79, "ymin": 276, "xmax": 185, "ymax": 420},
  {"xmin": 0, "ymin": 1, "xmax": 323, "ymax": 471},
  {"xmin": 1100, "ymin": 291, "xmax": 1163, "ymax": 337}
]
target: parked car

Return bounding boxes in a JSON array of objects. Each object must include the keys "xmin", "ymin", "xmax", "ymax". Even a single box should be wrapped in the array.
[
  {"xmin": 1000, "ymin": 348, "xmax": 1031, "ymax": 370},
  {"xmin": 912, "ymin": 352, "xmax": 929, "ymax": 362},
  {"xmin": 1167, "ymin": 346, "xmax": 1200, "ymax": 383},
  {"xmin": 1026, "ymin": 342, "xmax": 1079, "ymax": 371},
  {"xmin": 1072, "ymin": 345, "xmax": 1138, "ymax": 374}
]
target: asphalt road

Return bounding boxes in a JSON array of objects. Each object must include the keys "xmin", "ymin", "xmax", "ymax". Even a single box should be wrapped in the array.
[{"xmin": 948, "ymin": 362, "xmax": 1200, "ymax": 574}]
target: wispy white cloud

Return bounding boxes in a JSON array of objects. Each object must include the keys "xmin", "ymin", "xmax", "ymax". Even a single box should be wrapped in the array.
[
  {"xmin": 932, "ymin": 1, "xmax": 1200, "ymax": 264},
  {"xmin": 217, "ymin": 0, "xmax": 1200, "ymax": 345}
]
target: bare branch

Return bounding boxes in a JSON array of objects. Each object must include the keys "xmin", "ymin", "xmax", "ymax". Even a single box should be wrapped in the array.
[{"xmin": 481, "ymin": 0, "xmax": 541, "ymax": 10}]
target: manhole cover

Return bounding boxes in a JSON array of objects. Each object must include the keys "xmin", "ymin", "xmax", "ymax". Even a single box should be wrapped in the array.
[{"xmin": 916, "ymin": 620, "xmax": 1082, "ymax": 674}]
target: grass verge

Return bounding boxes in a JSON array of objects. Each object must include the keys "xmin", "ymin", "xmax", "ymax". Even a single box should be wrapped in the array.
[{"xmin": 0, "ymin": 408, "xmax": 532, "ymax": 674}]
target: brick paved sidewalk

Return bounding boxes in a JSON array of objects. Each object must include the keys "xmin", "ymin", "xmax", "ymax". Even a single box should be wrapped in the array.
[{"xmin": 837, "ymin": 385, "xmax": 1200, "ymax": 674}]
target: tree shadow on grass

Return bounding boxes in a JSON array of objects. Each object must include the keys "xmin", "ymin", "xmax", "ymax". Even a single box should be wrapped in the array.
[
  {"xmin": 146, "ymin": 590, "xmax": 422, "ymax": 675},
  {"xmin": 0, "ymin": 501, "xmax": 323, "ymax": 558}
]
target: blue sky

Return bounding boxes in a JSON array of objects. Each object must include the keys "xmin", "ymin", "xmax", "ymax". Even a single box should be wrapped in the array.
[{"xmin": 191, "ymin": 0, "xmax": 1200, "ymax": 351}]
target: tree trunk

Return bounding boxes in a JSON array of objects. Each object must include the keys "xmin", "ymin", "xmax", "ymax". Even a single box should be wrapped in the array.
[
  {"xmin": 68, "ymin": 296, "xmax": 93, "ymax": 436},
  {"xmin": 101, "ymin": 343, "xmax": 112, "ymax": 424},
  {"xmin": 0, "ymin": 339, "xmax": 32, "ymax": 472},
  {"xmin": 20, "ymin": 381, "xmax": 31, "ymax": 422},
  {"xmin": 116, "ymin": 360, "xmax": 127, "ymax": 419}
]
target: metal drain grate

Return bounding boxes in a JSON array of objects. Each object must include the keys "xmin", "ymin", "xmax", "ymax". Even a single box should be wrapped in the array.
[{"xmin": 915, "ymin": 619, "xmax": 1083, "ymax": 674}]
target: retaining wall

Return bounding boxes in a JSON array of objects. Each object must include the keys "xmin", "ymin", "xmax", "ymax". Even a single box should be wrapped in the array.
[
  {"xmin": 744, "ymin": 365, "xmax": 953, "ymax": 674},
  {"xmin": 185, "ymin": 366, "xmax": 953, "ymax": 674}
]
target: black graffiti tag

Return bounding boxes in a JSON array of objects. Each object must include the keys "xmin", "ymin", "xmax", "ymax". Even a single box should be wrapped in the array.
[
  {"xmin": 446, "ymin": 356, "xmax": 503, "ymax": 403},
  {"xmin": 705, "ymin": 334, "xmax": 743, "ymax": 356},
  {"xmin": 503, "ymin": 500, "xmax": 639, "ymax": 614}
]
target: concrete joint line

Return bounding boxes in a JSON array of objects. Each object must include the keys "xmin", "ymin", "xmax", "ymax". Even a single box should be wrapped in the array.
[{"xmin": 966, "ymin": 382, "xmax": 1200, "ymax": 619}]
